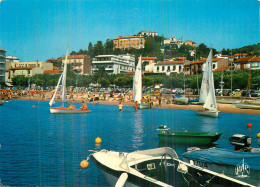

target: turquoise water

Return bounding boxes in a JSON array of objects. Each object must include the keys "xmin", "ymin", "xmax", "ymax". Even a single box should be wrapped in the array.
[{"xmin": 0, "ymin": 100, "xmax": 259, "ymax": 186}]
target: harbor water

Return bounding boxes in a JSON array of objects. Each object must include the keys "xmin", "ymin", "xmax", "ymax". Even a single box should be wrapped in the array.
[{"xmin": 0, "ymin": 100, "xmax": 259, "ymax": 186}]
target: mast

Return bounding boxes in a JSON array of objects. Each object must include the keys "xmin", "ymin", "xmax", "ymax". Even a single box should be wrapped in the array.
[
  {"xmin": 183, "ymin": 55, "xmax": 185, "ymax": 97},
  {"xmin": 61, "ymin": 46, "xmax": 69, "ymax": 107}
]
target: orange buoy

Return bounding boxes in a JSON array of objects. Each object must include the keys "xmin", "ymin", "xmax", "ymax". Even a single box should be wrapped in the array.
[
  {"xmin": 247, "ymin": 123, "xmax": 252, "ymax": 128},
  {"xmin": 32, "ymin": 105, "xmax": 35, "ymax": 109},
  {"xmin": 80, "ymin": 160, "xmax": 89, "ymax": 169},
  {"xmin": 257, "ymin": 133, "xmax": 260, "ymax": 138},
  {"xmin": 95, "ymin": 137, "xmax": 102, "ymax": 144}
]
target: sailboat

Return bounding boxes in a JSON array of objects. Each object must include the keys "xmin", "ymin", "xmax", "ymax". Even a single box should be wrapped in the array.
[
  {"xmin": 196, "ymin": 49, "xmax": 219, "ymax": 117},
  {"xmin": 49, "ymin": 46, "xmax": 91, "ymax": 114},
  {"xmin": 133, "ymin": 55, "xmax": 149, "ymax": 109}
]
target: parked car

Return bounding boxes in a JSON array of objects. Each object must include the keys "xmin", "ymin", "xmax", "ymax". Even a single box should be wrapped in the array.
[{"xmin": 251, "ymin": 90, "xmax": 260, "ymax": 97}]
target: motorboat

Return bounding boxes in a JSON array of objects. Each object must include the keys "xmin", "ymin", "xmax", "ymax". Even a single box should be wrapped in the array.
[
  {"xmin": 88, "ymin": 147, "xmax": 254, "ymax": 187},
  {"xmin": 157, "ymin": 125, "xmax": 222, "ymax": 145},
  {"xmin": 182, "ymin": 134, "xmax": 260, "ymax": 186}
]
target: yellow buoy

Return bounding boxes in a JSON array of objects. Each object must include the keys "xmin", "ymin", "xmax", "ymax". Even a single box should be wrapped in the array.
[
  {"xmin": 95, "ymin": 137, "xmax": 102, "ymax": 144},
  {"xmin": 80, "ymin": 160, "xmax": 89, "ymax": 169},
  {"xmin": 32, "ymin": 105, "xmax": 35, "ymax": 109},
  {"xmin": 257, "ymin": 133, "xmax": 260, "ymax": 138}
]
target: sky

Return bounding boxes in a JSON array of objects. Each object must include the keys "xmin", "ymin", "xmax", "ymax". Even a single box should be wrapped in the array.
[{"xmin": 0, "ymin": 0, "xmax": 259, "ymax": 61}]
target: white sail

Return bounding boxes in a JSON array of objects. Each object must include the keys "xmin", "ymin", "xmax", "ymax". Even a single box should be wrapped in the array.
[
  {"xmin": 61, "ymin": 46, "xmax": 69, "ymax": 107},
  {"xmin": 133, "ymin": 55, "xmax": 142, "ymax": 104},
  {"xmin": 49, "ymin": 74, "xmax": 63, "ymax": 106},
  {"xmin": 202, "ymin": 49, "xmax": 217, "ymax": 111},
  {"xmin": 199, "ymin": 49, "xmax": 212, "ymax": 103}
]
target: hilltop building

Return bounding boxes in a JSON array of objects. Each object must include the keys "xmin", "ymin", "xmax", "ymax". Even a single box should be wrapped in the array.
[
  {"xmin": 62, "ymin": 55, "xmax": 91, "ymax": 75},
  {"xmin": 92, "ymin": 54, "xmax": 135, "ymax": 75},
  {"xmin": 185, "ymin": 40, "xmax": 196, "ymax": 47},
  {"xmin": 138, "ymin": 30, "xmax": 158, "ymax": 37},
  {"xmin": 0, "ymin": 47, "xmax": 6, "ymax": 82},
  {"xmin": 6, "ymin": 56, "xmax": 19, "ymax": 62},
  {"xmin": 113, "ymin": 36, "xmax": 145, "ymax": 49},
  {"xmin": 163, "ymin": 37, "xmax": 183, "ymax": 49}
]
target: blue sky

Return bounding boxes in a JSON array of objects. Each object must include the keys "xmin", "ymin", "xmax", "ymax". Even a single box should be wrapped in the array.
[{"xmin": 0, "ymin": 0, "xmax": 259, "ymax": 61}]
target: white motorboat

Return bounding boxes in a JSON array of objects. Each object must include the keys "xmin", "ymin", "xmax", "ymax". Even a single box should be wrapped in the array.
[{"xmin": 89, "ymin": 147, "xmax": 254, "ymax": 187}]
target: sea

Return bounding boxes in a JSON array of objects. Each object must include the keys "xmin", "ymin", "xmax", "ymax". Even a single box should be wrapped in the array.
[{"xmin": 0, "ymin": 100, "xmax": 259, "ymax": 186}]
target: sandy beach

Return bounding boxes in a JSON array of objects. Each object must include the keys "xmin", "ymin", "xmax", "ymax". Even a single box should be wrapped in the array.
[{"xmin": 9, "ymin": 91, "xmax": 260, "ymax": 116}]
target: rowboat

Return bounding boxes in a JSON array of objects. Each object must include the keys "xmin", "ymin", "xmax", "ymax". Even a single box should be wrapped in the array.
[
  {"xmin": 233, "ymin": 103, "xmax": 260, "ymax": 110},
  {"xmin": 157, "ymin": 126, "xmax": 222, "ymax": 145}
]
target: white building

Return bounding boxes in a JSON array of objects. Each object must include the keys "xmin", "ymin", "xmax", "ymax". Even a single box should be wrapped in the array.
[
  {"xmin": 138, "ymin": 30, "xmax": 158, "ymax": 37},
  {"xmin": 153, "ymin": 61, "xmax": 184, "ymax": 75},
  {"xmin": 92, "ymin": 54, "xmax": 135, "ymax": 74},
  {"xmin": 6, "ymin": 56, "xmax": 20, "ymax": 62},
  {"xmin": 0, "ymin": 47, "xmax": 6, "ymax": 82},
  {"xmin": 163, "ymin": 37, "xmax": 183, "ymax": 48}
]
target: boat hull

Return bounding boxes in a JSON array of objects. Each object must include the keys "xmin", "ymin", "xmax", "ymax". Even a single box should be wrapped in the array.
[
  {"xmin": 183, "ymin": 148, "xmax": 260, "ymax": 186},
  {"xmin": 217, "ymin": 99, "xmax": 239, "ymax": 104},
  {"xmin": 158, "ymin": 132, "xmax": 222, "ymax": 145},
  {"xmin": 50, "ymin": 107, "xmax": 91, "ymax": 114},
  {"xmin": 233, "ymin": 103, "xmax": 260, "ymax": 110},
  {"xmin": 196, "ymin": 110, "xmax": 219, "ymax": 117},
  {"xmin": 137, "ymin": 103, "xmax": 150, "ymax": 109},
  {"xmin": 173, "ymin": 97, "xmax": 189, "ymax": 105}
]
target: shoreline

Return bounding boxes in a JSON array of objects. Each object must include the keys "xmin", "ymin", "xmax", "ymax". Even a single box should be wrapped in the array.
[{"xmin": 12, "ymin": 96, "xmax": 260, "ymax": 116}]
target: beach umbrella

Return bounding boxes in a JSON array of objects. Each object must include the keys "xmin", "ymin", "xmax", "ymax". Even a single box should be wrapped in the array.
[
  {"xmin": 30, "ymin": 90, "xmax": 36, "ymax": 94},
  {"xmin": 51, "ymin": 89, "xmax": 56, "ymax": 93}
]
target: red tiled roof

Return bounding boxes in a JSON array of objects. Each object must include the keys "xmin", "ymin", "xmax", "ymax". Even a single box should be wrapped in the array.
[
  {"xmin": 6, "ymin": 69, "xmax": 10, "ymax": 72},
  {"xmin": 212, "ymin": 58, "xmax": 223, "ymax": 62},
  {"xmin": 67, "ymin": 55, "xmax": 85, "ymax": 59},
  {"xmin": 46, "ymin": 58, "xmax": 57, "ymax": 62},
  {"xmin": 191, "ymin": 60, "xmax": 205, "ymax": 64},
  {"xmin": 235, "ymin": 57, "xmax": 254, "ymax": 63},
  {"xmin": 233, "ymin": 53, "xmax": 248, "ymax": 57},
  {"xmin": 164, "ymin": 59, "xmax": 170, "ymax": 61},
  {"xmin": 212, "ymin": 67, "xmax": 227, "ymax": 72},
  {"xmin": 139, "ymin": 57, "xmax": 157, "ymax": 60},
  {"xmin": 124, "ymin": 71, "xmax": 152, "ymax": 75},
  {"xmin": 250, "ymin": 57, "xmax": 260, "ymax": 62},
  {"xmin": 156, "ymin": 61, "xmax": 185, "ymax": 65},
  {"xmin": 43, "ymin": 70, "xmax": 61, "ymax": 74},
  {"xmin": 53, "ymin": 66, "xmax": 60, "ymax": 70},
  {"xmin": 114, "ymin": 36, "xmax": 144, "ymax": 40},
  {"xmin": 10, "ymin": 66, "xmax": 37, "ymax": 70},
  {"xmin": 176, "ymin": 57, "xmax": 187, "ymax": 60}
]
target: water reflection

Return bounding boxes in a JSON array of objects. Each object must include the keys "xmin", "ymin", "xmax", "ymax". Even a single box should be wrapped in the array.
[{"xmin": 132, "ymin": 111, "xmax": 144, "ymax": 150}]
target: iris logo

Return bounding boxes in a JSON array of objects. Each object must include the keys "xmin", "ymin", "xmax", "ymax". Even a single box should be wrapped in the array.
[{"xmin": 235, "ymin": 159, "xmax": 250, "ymax": 178}]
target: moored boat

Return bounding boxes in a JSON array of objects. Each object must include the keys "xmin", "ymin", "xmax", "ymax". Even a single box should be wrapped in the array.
[
  {"xmin": 157, "ymin": 126, "xmax": 222, "ymax": 145},
  {"xmin": 49, "ymin": 107, "xmax": 91, "ymax": 114},
  {"xmin": 182, "ymin": 134, "xmax": 260, "ymax": 186},
  {"xmin": 233, "ymin": 103, "xmax": 260, "ymax": 110},
  {"xmin": 88, "ymin": 147, "xmax": 254, "ymax": 187},
  {"xmin": 137, "ymin": 103, "xmax": 150, "ymax": 109},
  {"xmin": 217, "ymin": 99, "xmax": 239, "ymax": 104},
  {"xmin": 173, "ymin": 96, "xmax": 189, "ymax": 105}
]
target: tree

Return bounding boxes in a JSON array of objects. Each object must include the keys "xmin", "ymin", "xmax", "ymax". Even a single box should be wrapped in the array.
[
  {"xmin": 104, "ymin": 39, "xmax": 114, "ymax": 54},
  {"xmin": 12, "ymin": 75, "xmax": 28, "ymax": 86},
  {"xmin": 98, "ymin": 77, "xmax": 110, "ymax": 88},
  {"xmin": 93, "ymin": 41, "xmax": 104, "ymax": 56},
  {"xmin": 88, "ymin": 42, "xmax": 93, "ymax": 57}
]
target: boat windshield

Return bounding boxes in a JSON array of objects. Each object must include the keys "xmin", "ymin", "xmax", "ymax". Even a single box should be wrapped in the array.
[{"xmin": 119, "ymin": 147, "xmax": 178, "ymax": 171}]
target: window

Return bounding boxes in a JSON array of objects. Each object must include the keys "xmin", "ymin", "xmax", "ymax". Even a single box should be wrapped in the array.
[
  {"xmin": 213, "ymin": 64, "xmax": 216, "ymax": 69},
  {"xmin": 157, "ymin": 67, "xmax": 159, "ymax": 72},
  {"xmin": 168, "ymin": 66, "xmax": 170, "ymax": 71},
  {"xmin": 162, "ymin": 66, "xmax": 165, "ymax": 71},
  {"xmin": 173, "ymin": 66, "xmax": 176, "ymax": 71}
]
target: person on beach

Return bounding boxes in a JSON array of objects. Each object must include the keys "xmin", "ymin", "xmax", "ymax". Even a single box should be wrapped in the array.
[
  {"xmin": 68, "ymin": 103, "xmax": 75, "ymax": 109},
  {"xmin": 149, "ymin": 99, "xmax": 153, "ymax": 109},
  {"xmin": 80, "ymin": 100, "xmax": 88, "ymax": 110},
  {"xmin": 134, "ymin": 101, "xmax": 138, "ymax": 111},
  {"xmin": 118, "ymin": 102, "xmax": 123, "ymax": 112}
]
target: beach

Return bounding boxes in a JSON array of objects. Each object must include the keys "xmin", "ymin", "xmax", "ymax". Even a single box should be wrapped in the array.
[{"xmin": 10, "ymin": 91, "xmax": 260, "ymax": 116}]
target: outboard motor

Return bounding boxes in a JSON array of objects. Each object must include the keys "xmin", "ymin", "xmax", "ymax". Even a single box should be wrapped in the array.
[{"xmin": 229, "ymin": 134, "xmax": 251, "ymax": 152}]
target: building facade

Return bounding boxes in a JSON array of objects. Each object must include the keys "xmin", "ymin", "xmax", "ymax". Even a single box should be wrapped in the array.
[
  {"xmin": 154, "ymin": 61, "xmax": 184, "ymax": 75},
  {"xmin": 62, "ymin": 55, "xmax": 91, "ymax": 75},
  {"xmin": 163, "ymin": 37, "xmax": 183, "ymax": 49},
  {"xmin": 6, "ymin": 56, "xmax": 19, "ymax": 62},
  {"xmin": 0, "ymin": 47, "xmax": 6, "ymax": 82},
  {"xmin": 113, "ymin": 36, "xmax": 145, "ymax": 49},
  {"xmin": 234, "ymin": 56, "xmax": 260, "ymax": 70},
  {"xmin": 139, "ymin": 57, "xmax": 157, "ymax": 65},
  {"xmin": 138, "ymin": 30, "xmax": 158, "ymax": 37},
  {"xmin": 185, "ymin": 40, "xmax": 196, "ymax": 47},
  {"xmin": 7, "ymin": 67, "xmax": 43, "ymax": 82},
  {"xmin": 92, "ymin": 54, "xmax": 135, "ymax": 74}
]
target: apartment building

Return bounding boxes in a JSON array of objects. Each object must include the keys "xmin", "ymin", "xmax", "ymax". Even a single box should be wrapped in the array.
[
  {"xmin": 62, "ymin": 55, "xmax": 91, "ymax": 75},
  {"xmin": 6, "ymin": 56, "xmax": 19, "ymax": 62},
  {"xmin": 92, "ymin": 54, "xmax": 135, "ymax": 74},
  {"xmin": 113, "ymin": 36, "xmax": 145, "ymax": 49},
  {"xmin": 185, "ymin": 40, "xmax": 196, "ymax": 47},
  {"xmin": 0, "ymin": 47, "xmax": 6, "ymax": 82},
  {"xmin": 164, "ymin": 37, "xmax": 183, "ymax": 49}
]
